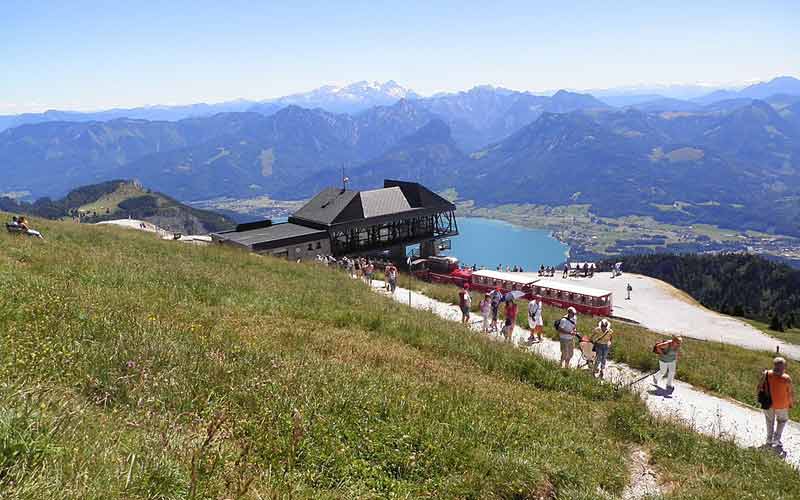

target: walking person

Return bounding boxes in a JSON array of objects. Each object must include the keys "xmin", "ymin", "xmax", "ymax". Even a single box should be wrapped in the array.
[
  {"xmin": 489, "ymin": 287, "xmax": 503, "ymax": 333},
  {"xmin": 591, "ymin": 319, "xmax": 613, "ymax": 378},
  {"xmin": 758, "ymin": 357, "xmax": 794, "ymax": 453},
  {"xmin": 557, "ymin": 307, "xmax": 578, "ymax": 368},
  {"xmin": 503, "ymin": 297, "xmax": 518, "ymax": 343},
  {"xmin": 626, "ymin": 283, "xmax": 633, "ymax": 300},
  {"xmin": 365, "ymin": 261, "xmax": 374, "ymax": 286},
  {"xmin": 526, "ymin": 296, "xmax": 543, "ymax": 343},
  {"xmin": 479, "ymin": 293, "xmax": 492, "ymax": 333},
  {"xmin": 386, "ymin": 263, "xmax": 398, "ymax": 294},
  {"xmin": 458, "ymin": 283, "xmax": 472, "ymax": 325},
  {"xmin": 562, "ymin": 264, "xmax": 569, "ymax": 279},
  {"xmin": 652, "ymin": 335, "xmax": 682, "ymax": 393}
]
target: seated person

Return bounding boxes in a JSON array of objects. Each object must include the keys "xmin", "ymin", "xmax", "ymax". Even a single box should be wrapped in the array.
[{"xmin": 18, "ymin": 217, "xmax": 44, "ymax": 239}]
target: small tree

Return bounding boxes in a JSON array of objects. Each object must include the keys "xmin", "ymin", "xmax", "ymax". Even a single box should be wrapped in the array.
[{"xmin": 769, "ymin": 315, "xmax": 785, "ymax": 332}]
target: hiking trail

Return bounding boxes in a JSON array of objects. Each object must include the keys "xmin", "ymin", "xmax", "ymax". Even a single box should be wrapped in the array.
[{"xmin": 374, "ymin": 280, "xmax": 800, "ymax": 469}]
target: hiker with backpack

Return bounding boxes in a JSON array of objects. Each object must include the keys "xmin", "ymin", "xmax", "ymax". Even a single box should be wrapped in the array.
[
  {"xmin": 526, "ymin": 296, "xmax": 543, "ymax": 344},
  {"xmin": 591, "ymin": 319, "xmax": 613, "ymax": 379},
  {"xmin": 757, "ymin": 357, "xmax": 794, "ymax": 453},
  {"xmin": 556, "ymin": 307, "xmax": 578, "ymax": 368},
  {"xmin": 652, "ymin": 335, "xmax": 682, "ymax": 392}
]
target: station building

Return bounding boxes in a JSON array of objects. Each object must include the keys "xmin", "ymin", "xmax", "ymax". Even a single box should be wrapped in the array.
[{"xmin": 211, "ymin": 180, "xmax": 458, "ymax": 262}]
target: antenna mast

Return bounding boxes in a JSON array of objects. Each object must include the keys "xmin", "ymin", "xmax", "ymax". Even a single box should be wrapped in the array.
[{"xmin": 342, "ymin": 164, "xmax": 350, "ymax": 191}]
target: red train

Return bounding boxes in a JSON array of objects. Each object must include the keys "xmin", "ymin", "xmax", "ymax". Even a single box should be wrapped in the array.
[{"xmin": 410, "ymin": 256, "xmax": 613, "ymax": 316}]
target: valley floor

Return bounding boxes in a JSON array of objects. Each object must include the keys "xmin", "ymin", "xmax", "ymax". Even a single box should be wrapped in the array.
[{"xmin": 456, "ymin": 202, "xmax": 800, "ymax": 264}]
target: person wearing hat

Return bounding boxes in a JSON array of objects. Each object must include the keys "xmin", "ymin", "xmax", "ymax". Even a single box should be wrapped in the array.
[
  {"xmin": 591, "ymin": 319, "xmax": 614, "ymax": 378},
  {"xmin": 758, "ymin": 357, "xmax": 794, "ymax": 452},
  {"xmin": 557, "ymin": 307, "xmax": 578, "ymax": 368},
  {"xmin": 458, "ymin": 282, "xmax": 472, "ymax": 325}
]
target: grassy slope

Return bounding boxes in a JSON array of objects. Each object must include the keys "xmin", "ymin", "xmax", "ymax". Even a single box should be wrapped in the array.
[
  {"xmin": 399, "ymin": 277, "xmax": 800, "ymax": 421},
  {"xmin": 744, "ymin": 318, "xmax": 800, "ymax": 348},
  {"xmin": 0, "ymin": 215, "xmax": 798, "ymax": 499}
]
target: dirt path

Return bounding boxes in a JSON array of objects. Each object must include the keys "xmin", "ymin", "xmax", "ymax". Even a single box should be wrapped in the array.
[
  {"xmin": 376, "ymin": 281, "xmax": 800, "ymax": 469},
  {"xmin": 544, "ymin": 272, "xmax": 800, "ymax": 360}
]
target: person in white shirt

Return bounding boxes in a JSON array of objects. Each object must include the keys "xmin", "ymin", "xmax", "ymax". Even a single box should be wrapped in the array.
[{"xmin": 526, "ymin": 297, "xmax": 543, "ymax": 343}]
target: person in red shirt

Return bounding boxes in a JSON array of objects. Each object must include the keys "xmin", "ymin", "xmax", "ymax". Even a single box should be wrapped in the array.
[
  {"xmin": 758, "ymin": 357, "xmax": 795, "ymax": 451},
  {"xmin": 503, "ymin": 298, "xmax": 518, "ymax": 343}
]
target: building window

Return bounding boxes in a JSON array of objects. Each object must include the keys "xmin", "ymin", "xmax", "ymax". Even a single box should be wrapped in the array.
[
  {"xmin": 307, "ymin": 243, "xmax": 313, "ymax": 251},
  {"xmin": 316, "ymin": 241, "xmax": 322, "ymax": 249}
]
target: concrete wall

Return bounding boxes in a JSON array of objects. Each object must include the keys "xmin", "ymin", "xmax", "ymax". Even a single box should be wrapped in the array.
[{"xmin": 260, "ymin": 237, "xmax": 331, "ymax": 261}]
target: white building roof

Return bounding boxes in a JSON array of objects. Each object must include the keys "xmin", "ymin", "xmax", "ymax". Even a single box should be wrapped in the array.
[
  {"xmin": 532, "ymin": 279, "xmax": 612, "ymax": 298},
  {"xmin": 472, "ymin": 270, "xmax": 540, "ymax": 285}
]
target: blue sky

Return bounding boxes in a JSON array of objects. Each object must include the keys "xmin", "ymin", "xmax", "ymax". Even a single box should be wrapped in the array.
[{"xmin": 2, "ymin": 0, "xmax": 798, "ymax": 113}]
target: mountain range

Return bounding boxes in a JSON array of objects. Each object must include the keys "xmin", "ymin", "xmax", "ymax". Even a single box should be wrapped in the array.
[
  {"xmin": 4, "ymin": 76, "xmax": 798, "ymax": 133},
  {"xmin": 1, "ymin": 76, "xmax": 800, "ymax": 238}
]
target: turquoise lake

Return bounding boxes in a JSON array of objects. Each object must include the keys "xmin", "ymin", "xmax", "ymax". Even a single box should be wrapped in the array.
[{"xmin": 439, "ymin": 217, "xmax": 569, "ymax": 270}]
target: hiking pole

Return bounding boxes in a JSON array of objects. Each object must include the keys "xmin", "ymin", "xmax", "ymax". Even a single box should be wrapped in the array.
[{"xmin": 621, "ymin": 369, "xmax": 660, "ymax": 390}]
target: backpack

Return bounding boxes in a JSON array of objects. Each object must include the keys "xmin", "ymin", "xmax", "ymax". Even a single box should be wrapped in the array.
[
  {"xmin": 555, "ymin": 317, "xmax": 574, "ymax": 334},
  {"xmin": 757, "ymin": 371, "xmax": 772, "ymax": 410}
]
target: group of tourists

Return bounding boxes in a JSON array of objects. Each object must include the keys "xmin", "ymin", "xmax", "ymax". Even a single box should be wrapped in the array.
[
  {"xmin": 316, "ymin": 254, "xmax": 401, "ymax": 294},
  {"xmin": 495, "ymin": 264, "xmax": 525, "ymax": 273},
  {"xmin": 537, "ymin": 265, "xmax": 557, "ymax": 277},
  {"xmin": 6, "ymin": 215, "xmax": 44, "ymax": 239}
]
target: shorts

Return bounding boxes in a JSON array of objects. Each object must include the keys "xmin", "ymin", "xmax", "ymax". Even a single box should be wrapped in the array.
[
  {"xmin": 460, "ymin": 305, "xmax": 470, "ymax": 316},
  {"xmin": 559, "ymin": 338, "xmax": 574, "ymax": 359},
  {"xmin": 491, "ymin": 306, "xmax": 499, "ymax": 321}
]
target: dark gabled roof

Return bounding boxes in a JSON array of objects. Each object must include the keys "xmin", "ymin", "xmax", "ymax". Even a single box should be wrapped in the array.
[
  {"xmin": 217, "ymin": 222, "xmax": 327, "ymax": 251},
  {"xmin": 291, "ymin": 188, "xmax": 360, "ymax": 227},
  {"xmin": 384, "ymin": 179, "xmax": 455, "ymax": 211},
  {"xmin": 290, "ymin": 180, "xmax": 455, "ymax": 228}
]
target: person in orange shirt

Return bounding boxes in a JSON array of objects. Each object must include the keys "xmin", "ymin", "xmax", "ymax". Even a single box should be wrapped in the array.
[{"xmin": 757, "ymin": 357, "xmax": 795, "ymax": 451}]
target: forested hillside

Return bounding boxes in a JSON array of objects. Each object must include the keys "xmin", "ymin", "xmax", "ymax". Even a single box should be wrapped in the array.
[
  {"xmin": 612, "ymin": 253, "xmax": 800, "ymax": 331},
  {"xmin": 0, "ymin": 180, "xmax": 234, "ymax": 234}
]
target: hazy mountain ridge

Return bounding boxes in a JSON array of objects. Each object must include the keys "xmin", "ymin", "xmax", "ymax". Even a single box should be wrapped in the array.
[
  {"xmin": 2, "ymin": 79, "xmax": 800, "ymax": 237},
  {"xmin": 456, "ymin": 102, "xmax": 800, "ymax": 235}
]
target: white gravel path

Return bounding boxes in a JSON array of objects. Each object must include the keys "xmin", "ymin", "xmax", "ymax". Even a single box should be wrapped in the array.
[
  {"xmin": 375, "ymin": 281, "xmax": 800, "ymax": 469},
  {"xmin": 96, "ymin": 219, "xmax": 174, "ymax": 239},
  {"xmin": 561, "ymin": 272, "xmax": 800, "ymax": 360}
]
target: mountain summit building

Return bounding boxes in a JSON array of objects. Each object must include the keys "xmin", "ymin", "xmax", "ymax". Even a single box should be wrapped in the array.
[{"xmin": 211, "ymin": 180, "xmax": 458, "ymax": 261}]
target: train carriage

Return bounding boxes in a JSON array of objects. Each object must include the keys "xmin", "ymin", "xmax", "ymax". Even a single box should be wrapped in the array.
[
  {"xmin": 410, "ymin": 256, "xmax": 613, "ymax": 317},
  {"xmin": 530, "ymin": 279, "xmax": 613, "ymax": 316}
]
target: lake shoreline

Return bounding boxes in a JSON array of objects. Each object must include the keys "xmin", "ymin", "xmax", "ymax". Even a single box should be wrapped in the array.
[{"xmin": 442, "ymin": 216, "xmax": 570, "ymax": 270}]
